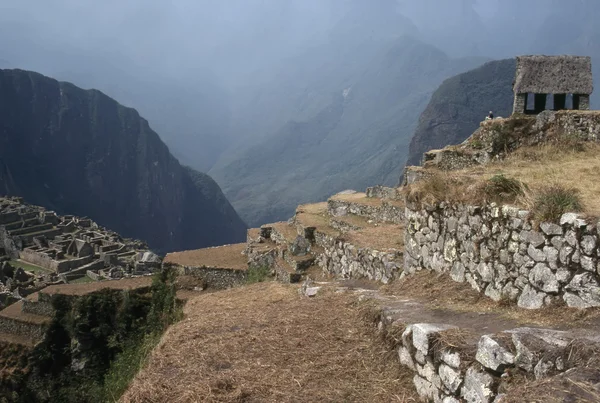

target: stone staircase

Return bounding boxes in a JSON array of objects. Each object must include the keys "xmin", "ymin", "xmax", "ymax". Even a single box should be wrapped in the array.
[{"xmin": 245, "ymin": 188, "xmax": 405, "ymax": 284}]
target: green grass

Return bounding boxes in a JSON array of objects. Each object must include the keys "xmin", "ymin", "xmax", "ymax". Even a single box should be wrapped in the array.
[
  {"xmin": 68, "ymin": 276, "xmax": 97, "ymax": 284},
  {"xmin": 9, "ymin": 259, "xmax": 51, "ymax": 274},
  {"xmin": 531, "ymin": 185, "xmax": 584, "ymax": 223},
  {"xmin": 246, "ymin": 265, "xmax": 271, "ymax": 284}
]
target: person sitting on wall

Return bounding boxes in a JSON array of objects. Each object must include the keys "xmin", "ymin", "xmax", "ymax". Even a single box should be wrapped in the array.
[{"xmin": 486, "ymin": 111, "xmax": 494, "ymax": 120}]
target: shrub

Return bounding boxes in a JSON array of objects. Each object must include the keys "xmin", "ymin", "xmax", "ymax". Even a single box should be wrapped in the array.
[
  {"xmin": 531, "ymin": 185, "xmax": 584, "ymax": 223},
  {"xmin": 483, "ymin": 174, "xmax": 526, "ymax": 203},
  {"xmin": 246, "ymin": 265, "xmax": 271, "ymax": 284}
]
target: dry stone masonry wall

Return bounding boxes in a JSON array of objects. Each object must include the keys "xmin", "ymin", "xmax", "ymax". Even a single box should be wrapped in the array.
[
  {"xmin": 405, "ymin": 201, "xmax": 600, "ymax": 309},
  {"xmin": 376, "ymin": 306, "xmax": 600, "ymax": 403},
  {"xmin": 315, "ymin": 232, "xmax": 402, "ymax": 284}
]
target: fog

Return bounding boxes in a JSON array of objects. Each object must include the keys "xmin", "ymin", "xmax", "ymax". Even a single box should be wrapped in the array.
[{"xmin": 1, "ymin": 0, "xmax": 598, "ymax": 171}]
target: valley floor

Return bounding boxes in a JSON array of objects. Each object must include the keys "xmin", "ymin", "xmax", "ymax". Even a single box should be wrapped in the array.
[{"xmin": 121, "ymin": 282, "xmax": 418, "ymax": 403}]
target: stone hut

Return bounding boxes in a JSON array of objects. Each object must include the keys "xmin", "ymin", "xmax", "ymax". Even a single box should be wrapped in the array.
[{"xmin": 513, "ymin": 55, "xmax": 593, "ymax": 115}]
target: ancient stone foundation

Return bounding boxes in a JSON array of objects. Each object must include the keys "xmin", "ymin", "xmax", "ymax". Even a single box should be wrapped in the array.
[{"xmin": 405, "ymin": 201, "xmax": 600, "ymax": 309}]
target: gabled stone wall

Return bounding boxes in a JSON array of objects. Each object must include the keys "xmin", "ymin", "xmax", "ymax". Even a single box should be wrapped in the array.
[{"xmin": 405, "ymin": 202, "xmax": 600, "ymax": 309}]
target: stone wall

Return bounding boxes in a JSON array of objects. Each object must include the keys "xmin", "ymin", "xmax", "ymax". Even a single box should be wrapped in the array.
[
  {"xmin": 328, "ymin": 199, "xmax": 404, "ymax": 224},
  {"xmin": 376, "ymin": 309, "xmax": 600, "ymax": 402},
  {"xmin": 166, "ymin": 263, "xmax": 247, "ymax": 290},
  {"xmin": 315, "ymin": 231, "xmax": 402, "ymax": 284},
  {"xmin": 18, "ymin": 249, "xmax": 96, "ymax": 273},
  {"xmin": 405, "ymin": 201, "xmax": 600, "ymax": 309}
]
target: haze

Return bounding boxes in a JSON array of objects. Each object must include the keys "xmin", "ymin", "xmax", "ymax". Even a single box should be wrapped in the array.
[{"xmin": 1, "ymin": 0, "xmax": 598, "ymax": 225}]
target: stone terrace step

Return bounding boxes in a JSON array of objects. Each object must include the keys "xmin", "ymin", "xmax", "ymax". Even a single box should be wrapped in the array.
[
  {"xmin": 282, "ymin": 249, "xmax": 315, "ymax": 272},
  {"xmin": 8, "ymin": 223, "xmax": 53, "ymax": 236},
  {"xmin": 267, "ymin": 222, "xmax": 299, "ymax": 247},
  {"xmin": 163, "ymin": 244, "xmax": 248, "ymax": 271},
  {"xmin": 294, "ymin": 203, "xmax": 340, "ymax": 242},
  {"xmin": 0, "ymin": 300, "xmax": 51, "ymax": 343},
  {"xmin": 327, "ymin": 192, "xmax": 404, "ymax": 224},
  {"xmin": 274, "ymin": 258, "xmax": 302, "ymax": 284}
]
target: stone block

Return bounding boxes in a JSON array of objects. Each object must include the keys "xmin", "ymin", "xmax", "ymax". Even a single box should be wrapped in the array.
[
  {"xmin": 564, "ymin": 273, "xmax": 600, "ymax": 308},
  {"xmin": 540, "ymin": 222, "xmax": 563, "ymax": 236},
  {"xmin": 476, "ymin": 335, "xmax": 515, "ymax": 372},
  {"xmin": 439, "ymin": 363, "xmax": 463, "ymax": 393},
  {"xmin": 517, "ymin": 284, "xmax": 546, "ymax": 309},
  {"xmin": 413, "ymin": 323, "xmax": 458, "ymax": 356},
  {"xmin": 528, "ymin": 263, "xmax": 559, "ymax": 293},
  {"xmin": 462, "ymin": 366, "xmax": 497, "ymax": 403}
]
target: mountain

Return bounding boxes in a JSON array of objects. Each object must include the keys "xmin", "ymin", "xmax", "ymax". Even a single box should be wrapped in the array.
[
  {"xmin": 210, "ymin": 36, "xmax": 486, "ymax": 227},
  {"xmin": 404, "ymin": 58, "xmax": 516, "ymax": 170},
  {"xmin": 0, "ymin": 69, "xmax": 247, "ymax": 254}
]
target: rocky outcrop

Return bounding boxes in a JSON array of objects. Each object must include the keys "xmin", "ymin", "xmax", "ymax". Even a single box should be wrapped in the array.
[
  {"xmin": 405, "ymin": 201, "xmax": 600, "ymax": 309},
  {"xmin": 0, "ymin": 69, "xmax": 246, "ymax": 253},
  {"xmin": 404, "ymin": 59, "xmax": 515, "ymax": 172}
]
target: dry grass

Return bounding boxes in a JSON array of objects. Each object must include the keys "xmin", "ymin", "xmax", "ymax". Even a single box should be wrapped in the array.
[
  {"xmin": 501, "ymin": 367, "xmax": 600, "ymax": 403},
  {"xmin": 122, "ymin": 283, "xmax": 418, "ymax": 403},
  {"xmin": 381, "ymin": 271, "xmax": 600, "ymax": 329},
  {"xmin": 41, "ymin": 277, "xmax": 153, "ymax": 296},
  {"xmin": 164, "ymin": 244, "xmax": 248, "ymax": 271},
  {"xmin": 342, "ymin": 223, "xmax": 405, "ymax": 251},
  {"xmin": 406, "ymin": 143, "xmax": 600, "ymax": 218}
]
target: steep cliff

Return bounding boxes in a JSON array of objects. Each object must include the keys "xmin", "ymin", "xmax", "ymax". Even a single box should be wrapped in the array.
[
  {"xmin": 0, "ymin": 69, "xmax": 246, "ymax": 253},
  {"xmin": 404, "ymin": 58, "xmax": 515, "ymax": 170}
]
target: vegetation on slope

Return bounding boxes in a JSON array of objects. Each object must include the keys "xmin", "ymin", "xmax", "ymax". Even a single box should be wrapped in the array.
[
  {"xmin": 0, "ymin": 69, "xmax": 247, "ymax": 253},
  {"xmin": 4, "ymin": 269, "xmax": 182, "ymax": 403}
]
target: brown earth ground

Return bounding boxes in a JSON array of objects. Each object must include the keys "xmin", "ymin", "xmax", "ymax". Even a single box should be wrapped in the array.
[{"xmin": 121, "ymin": 282, "xmax": 418, "ymax": 403}]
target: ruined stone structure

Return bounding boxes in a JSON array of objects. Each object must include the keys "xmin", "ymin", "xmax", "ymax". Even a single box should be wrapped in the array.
[
  {"xmin": 512, "ymin": 55, "xmax": 593, "ymax": 115},
  {"xmin": 0, "ymin": 196, "xmax": 161, "ymax": 284}
]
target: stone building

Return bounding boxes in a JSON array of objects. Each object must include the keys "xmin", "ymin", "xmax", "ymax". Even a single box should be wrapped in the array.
[{"xmin": 512, "ymin": 55, "xmax": 593, "ymax": 115}]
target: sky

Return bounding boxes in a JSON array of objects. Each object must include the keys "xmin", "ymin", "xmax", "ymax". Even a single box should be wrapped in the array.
[{"xmin": 0, "ymin": 0, "xmax": 597, "ymax": 169}]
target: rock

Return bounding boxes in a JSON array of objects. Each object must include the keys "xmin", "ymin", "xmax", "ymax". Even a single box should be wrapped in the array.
[
  {"xmin": 559, "ymin": 245, "xmax": 574, "ymax": 265},
  {"xmin": 417, "ymin": 360, "xmax": 442, "ymax": 389},
  {"xmin": 540, "ymin": 222, "xmax": 563, "ymax": 236},
  {"xmin": 510, "ymin": 328, "xmax": 569, "ymax": 372},
  {"xmin": 581, "ymin": 256, "xmax": 596, "ymax": 272},
  {"xmin": 517, "ymin": 284, "xmax": 546, "ymax": 309},
  {"xmin": 398, "ymin": 346, "xmax": 415, "ymax": 370},
  {"xmin": 528, "ymin": 263, "xmax": 559, "ymax": 293},
  {"xmin": 443, "ymin": 397, "xmax": 461, "ymax": 403},
  {"xmin": 484, "ymin": 284, "xmax": 502, "ymax": 302},
  {"xmin": 524, "ymin": 231, "xmax": 545, "ymax": 248},
  {"xmin": 462, "ymin": 366, "xmax": 497, "ymax": 403},
  {"xmin": 439, "ymin": 363, "xmax": 463, "ymax": 393},
  {"xmin": 527, "ymin": 245, "xmax": 546, "ymax": 262},
  {"xmin": 534, "ymin": 359, "xmax": 555, "ymax": 380},
  {"xmin": 564, "ymin": 273, "xmax": 600, "ymax": 308},
  {"xmin": 451, "ymin": 262, "xmax": 466, "ymax": 283},
  {"xmin": 477, "ymin": 263, "xmax": 494, "ymax": 283},
  {"xmin": 476, "ymin": 335, "xmax": 515, "ymax": 372},
  {"xmin": 304, "ymin": 287, "xmax": 321, "ymax": 297},
  {"xmin": 543, "ymin": 246, "xmax": 559, "ymax": 269},
  {"xmin": 412, "ymin": 323, "xmax": 458, "ymax": 356},
  {"xmin": 441, "ymin": 350, "xmax": 461, "ymax": 369},
  {"xmin": 290, "ymin": 236, "xmax": 311, "ymax": 256},
  {"xmin": 413, "ymin": 375, "xmax": 439, "ymax": 402},
  {"xmin": 560, "ymin": 213, "xmax": 580, "ymax": 226},
  {"xmin": 581, "ymin": 236, "xmax": 597, "ymax": 255}
]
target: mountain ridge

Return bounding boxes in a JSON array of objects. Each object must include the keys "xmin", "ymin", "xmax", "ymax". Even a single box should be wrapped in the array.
[{"xmin": 0, "ymin": 68, "xmax": 247, "ymax": 254}]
